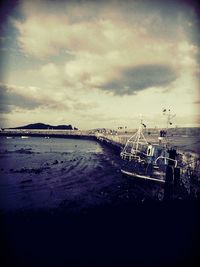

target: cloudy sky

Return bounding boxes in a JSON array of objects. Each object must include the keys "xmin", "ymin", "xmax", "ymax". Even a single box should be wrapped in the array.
[{"xmin": 0, "ymin": 0, "xmax": 199, "ymax": 129}]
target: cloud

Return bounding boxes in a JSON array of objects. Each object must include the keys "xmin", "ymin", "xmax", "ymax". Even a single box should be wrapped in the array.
[
  {"xmin": 13, "ymin": 0, "xmax": 194, "ymax": 60},
  {"xmin": 40, "ymin": 63, "xmax": 59, "ymax": 78},
  {"xmin": 0, "ymin": 83, "xmax": 41, "ymax": 113},
  {"xmin": 193, "ymin": 100, "xmax": 200, "ymax": 104},
  {"xmin": 0, "ymin": 83, "xmax": 69, "ymax": 113},
  {"xmin": 98, "ymin": 64, "xmax": 177, "ymax": 95},
  {"xmin": 12, "ymin": 0, "xmax": 198, "ymax": 96},
  {"xmin": 1, "ymin": 0, "xmax": 199, "ymax": 128},
  {"xmin": 72, "ymin": 101, "xmax": 98, "ymax": 111}
]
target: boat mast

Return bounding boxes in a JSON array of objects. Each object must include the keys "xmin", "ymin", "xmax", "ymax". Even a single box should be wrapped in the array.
[
  {"xmin": 135, "ymin": 118, "xmax": 147, "ymax": 151},
  {"xmin": 162, "ymin": 108, "xmax": 176, "ymax": 135},
  {"xmin": 121, "ymin": 117, "xmax": 148, "ymax": 156}
]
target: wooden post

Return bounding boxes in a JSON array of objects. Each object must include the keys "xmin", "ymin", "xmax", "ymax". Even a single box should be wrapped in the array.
[
  {"xmin": 174, "ymin": 167, "xmax": 180, "ymax": 188},
  {"xmin": 164, "ymin": 165, "xmax": 174, "ymax": 201}
]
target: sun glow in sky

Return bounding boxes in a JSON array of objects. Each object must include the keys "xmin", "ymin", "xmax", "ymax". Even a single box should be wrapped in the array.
[{"xmin": 0, "ymin": 0, "xmax": 199, "ymax": 129}]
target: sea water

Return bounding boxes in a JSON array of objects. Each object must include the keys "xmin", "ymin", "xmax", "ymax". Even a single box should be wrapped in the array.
[{"xmin": 0, "ymin": 136, "xmax": 163, "ymax": 212}]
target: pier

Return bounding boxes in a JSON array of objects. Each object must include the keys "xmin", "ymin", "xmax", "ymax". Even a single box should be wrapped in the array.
[
  {"xmin": 0, "ymin": 129, "xmax": 96, "ymax": 139},
  {"xmin": 0, "ymin": 128, "xmax": 200, "ymax": 154}
]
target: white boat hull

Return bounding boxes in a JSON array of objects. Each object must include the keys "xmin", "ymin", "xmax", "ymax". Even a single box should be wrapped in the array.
[{"xmin": 121, "ymin": 169, "xmax": 165, "ymax": 183}]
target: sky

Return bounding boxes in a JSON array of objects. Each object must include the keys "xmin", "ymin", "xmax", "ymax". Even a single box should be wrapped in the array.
[{"xmin": 0, "ymin": 0, "xmax": 200, "ymax": 130}]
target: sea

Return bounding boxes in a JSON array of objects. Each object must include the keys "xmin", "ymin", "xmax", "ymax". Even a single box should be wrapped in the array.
[
  {"xmin": 0, "ymin": 136, "xmax": 163, "ymax": 212},
  {"xmin": 0, "ymin": 136, "xmax": 199, "ymax": 267}
]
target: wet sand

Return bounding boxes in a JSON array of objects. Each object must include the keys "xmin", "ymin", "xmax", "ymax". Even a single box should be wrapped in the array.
[
  {"xmin": 1, "ymin": 201, "xmax": 199, "ymax": 267},
  {"xmin": 0, "ymin": 137, "xmax": 199, "ymax": 267}
]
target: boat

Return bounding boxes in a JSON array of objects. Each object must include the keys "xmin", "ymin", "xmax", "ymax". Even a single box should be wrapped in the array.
[
  {"xmin": 120, "ymin": 111, "xmax": 180, "ymax": 183},
  {"xmin": 21, "ymin": 136, "xmax": 29, "ymax": 139}
]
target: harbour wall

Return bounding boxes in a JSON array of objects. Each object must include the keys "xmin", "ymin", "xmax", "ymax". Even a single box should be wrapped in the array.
[
  {"xmin": 0, "ymin": 129, "xmax": 96, "ymax": 140},
  {"xmin": 0, "ymin": 129, "xmax": 200, "ymax": 154}
]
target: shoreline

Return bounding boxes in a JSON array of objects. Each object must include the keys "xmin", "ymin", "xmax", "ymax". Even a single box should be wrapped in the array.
[
  {"xmin": 0, "ymin": 130, "xmax": 123, "ymax": 154},
  {"xmin": 1, "ymin": 129, "xmax": 199, "ymax": 153}
]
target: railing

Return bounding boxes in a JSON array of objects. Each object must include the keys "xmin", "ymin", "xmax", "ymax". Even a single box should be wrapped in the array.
[
  {"xmin": 121, "ymin": 151, "xmax": 178, "ymax": 168},
  {"xmin": 154, "ymin": 156, "xmax": 178, "ymax": 167},
  {"xmin": 120, "ymin": 152, "xmax": 142, "ymax": 162}
]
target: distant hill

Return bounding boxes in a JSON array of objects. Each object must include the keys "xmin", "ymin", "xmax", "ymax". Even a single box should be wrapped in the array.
[{"xmin": 10, "ymin": 123, "xmax": 78, "ymax": 130}]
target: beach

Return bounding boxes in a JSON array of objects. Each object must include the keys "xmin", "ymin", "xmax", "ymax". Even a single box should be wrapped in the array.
[{"xmin": 0, "ymin": 136, "xmax": 199, "ymax": 267}]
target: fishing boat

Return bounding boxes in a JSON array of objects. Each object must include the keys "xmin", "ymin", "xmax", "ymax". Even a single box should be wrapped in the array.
[{"xmin": 120, "ymin": 110, "xmax": 180, "ymax": 183}]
